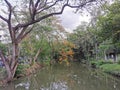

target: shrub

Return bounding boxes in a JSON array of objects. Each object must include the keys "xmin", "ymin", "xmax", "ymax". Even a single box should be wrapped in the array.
[
  {"xmin": 15, "ymin": 64, "xmax": 30, "ymax": 77},
  {"xmin": 90, "ymin": 60, "xmax": 113, "ymax": 68}
]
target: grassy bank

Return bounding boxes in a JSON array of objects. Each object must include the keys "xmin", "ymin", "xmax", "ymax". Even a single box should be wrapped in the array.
[{"xmin": 90, "ymin": 60, "xmax": 120, "ymax": 77}]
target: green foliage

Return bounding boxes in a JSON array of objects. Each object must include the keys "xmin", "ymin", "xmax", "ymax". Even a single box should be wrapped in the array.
[
  {"xmin": 90, "ymin": 60, "xmax": 113, "ymax": 68},
  {"xmin": 20, "ymin": 16, "xmax": 65, "ymax": 64},
  {"xmin": 117, "ymin": 59, "xmax": 120, "ymax": 64},
  {"xmin": 38, "ymin": 39, "xmax": 52, "ymax": 61},
  {"xmin": 0, "ymin": 43, "xmax": 7, "ymax": 54},
  {"xmin": 15, "ymin": 64, "xmax": 30, "ymax": 77},
  {"xmin": 97, "ymin": 1, "xmax": 120, "ymax": 43},
  {"xmin": 100, "ymin": 64, "xmax": 120, "ymax": 76},
  {"xmin": 20, "ymin": 24, "xmax": 53, "ymax": 62},
  {"xmin": 68, "ymin": 24, "xmax": 98, "ymax": 60}
]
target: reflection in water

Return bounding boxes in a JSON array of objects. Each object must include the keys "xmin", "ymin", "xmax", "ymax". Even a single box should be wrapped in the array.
[
  {"xmin": 40, "ymin": 81, "xmax": 68, "ymax": 90},
  {"xmin": 0, "ymin": 63, "xmax": 120, "ymax": 90},
  {"xmin": 15, "ymin": 82, "xmax": 30, "ymax": 90}
]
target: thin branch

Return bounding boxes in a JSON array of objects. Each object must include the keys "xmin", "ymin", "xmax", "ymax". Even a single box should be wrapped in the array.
[
  {"xmin": 15, "ymin": 0, "xmax": 96, "ymax": 29},
  {"xmin": 0, "ymin": 15, "xmax": 8, "ymax": 22},
  {"xmin": 35, "ymin": 0, "xmax": 40, "ymax": 8},
  {"xmin": 16, "ymin": 27, "xmax": 28, "ymax": 40},
  {"xmin": 37, "ymin": 0, "xmax": 48, "ymax": 10},
  {"xmin": 4, "ymin": 0, "xmax": 14, "ymax": 41},
  {"xmin": 31, "ymin": 0, "xmax": 41, "ymax": 20},
  {"xmin": 17, "ymin": 26, "xmax": 34, "ymax": 43},
  {"xmin": 4, "ymin": 0, "xmax": 12, "ymax": 22},
  {"xmin": 4, "ymin": 0, "xmax": 12, "ymax": 7},
  {"xmin": 37, "ymin": 0, "xmax": 58, "ymax": 14}
]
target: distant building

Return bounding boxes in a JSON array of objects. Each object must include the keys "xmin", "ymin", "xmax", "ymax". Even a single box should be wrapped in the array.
[{"xmin": 105, "ymin": 48, "xmax": 117, "ymax": 61}]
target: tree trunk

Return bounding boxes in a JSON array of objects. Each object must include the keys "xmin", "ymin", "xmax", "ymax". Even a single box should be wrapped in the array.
[
  {"xmin": 0, "ymin": 42, "xmax": 19, "ymax": 83},
  {"xmin": 8, "ymin": 42, "xmax": 19, "ymax": 81},
  {"xmin": 0, "ymin": 50, "xmax": 12, "ymax": 82},
  {"xmin": 10, "ymin": 42, "xmax": 19, "ymax": 77}
]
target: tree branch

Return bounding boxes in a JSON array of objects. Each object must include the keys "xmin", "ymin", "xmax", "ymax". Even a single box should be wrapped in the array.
[
  {"xmin": 35, "ymin": 0, "xmax": 40, "ymax": 8},
  {"xmin": 31, "ymin": 0, "xmax": 41, "ymax": 20},
  {"xmin": 0, "ymin": 15, "xmax": 8, "ymax": 22},
  {"xmin": 16, "ymin": 27, "xmax": 28, "ymax": 41},
  {"xmin": 4, "ymin": 0, "xmax": 14, "ymax": 41},
  {"xmin": 36, "ymin": 0, "xmax": 58, "ymax": 14},
  {"xmin": 37, "ymin": 0, "xmax": 48, "ymax": 10},
  {"xmin": 17, "ymin": 26, "xmax": 35, "ymax": 43},
  {"xmin": 15, "ymin": 0, "xmax": 96, "ymax": 30}
]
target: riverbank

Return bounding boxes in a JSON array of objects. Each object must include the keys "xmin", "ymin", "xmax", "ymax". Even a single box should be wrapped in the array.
[
  {"xmin": 0, "ymin": 62, "xmax": 44, "ymax": 85},
  {"xmin": 15, "ymin": 62, "xmax": 44, "ymax": 78},
  {"xmin": 90, "ymin": 60, "xmax": 120, "ymax": 77}
]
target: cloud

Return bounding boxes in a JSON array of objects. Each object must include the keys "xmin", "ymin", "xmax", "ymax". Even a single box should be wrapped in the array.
[{"xmin": 59, "ymin": 7, "xmax": 90, "ymax": 31}]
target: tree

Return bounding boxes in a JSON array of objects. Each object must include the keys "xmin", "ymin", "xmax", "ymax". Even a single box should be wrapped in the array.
[
  {"xmin": 21, "ymin": 16, "xmax": 65, "ymax": 64},
  {"xmin": 97, "ymin": 1, "xmax": 120, "ymax": 43},
  {"xmin": 67, "ymin": 22, "xmax": 99, "ymax": 61},
  {"xmin": 0, "ymin": 0, "xmax": 101, "ymax": 83}
]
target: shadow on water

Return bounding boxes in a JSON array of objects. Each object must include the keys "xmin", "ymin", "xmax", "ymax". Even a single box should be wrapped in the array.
[{"xmin": 1, "ymin": 63, "xmax": 120, "ymax": 90}]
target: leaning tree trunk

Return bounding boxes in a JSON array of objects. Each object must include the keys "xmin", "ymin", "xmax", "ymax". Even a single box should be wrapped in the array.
[
  {"xmin": 0, "ymin": 42, "xmax": 19, "ymax": 83},
  {"xmin": 0, "ymin": 50, "xmax": 12, "ymax": 83}
]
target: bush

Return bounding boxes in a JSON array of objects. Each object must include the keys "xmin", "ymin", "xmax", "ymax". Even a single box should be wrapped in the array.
[
  {"xmin": 15, "ymin": 64, "xmax": 30, "ymax": 77},
  {"xmin": 90, "ymin": 60, "xmax": 113, "ymax": 68}
]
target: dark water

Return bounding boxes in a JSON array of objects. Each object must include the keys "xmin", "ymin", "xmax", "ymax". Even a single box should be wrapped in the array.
[{"xmin": 1, "ymin": 63, "xmax": 120, "ymax": 90}]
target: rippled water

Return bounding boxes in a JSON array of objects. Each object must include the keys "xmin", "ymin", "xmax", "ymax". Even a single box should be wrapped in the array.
[{"xmin": 1, "ymin": 63, "xmax": 120, "ymax": 90}]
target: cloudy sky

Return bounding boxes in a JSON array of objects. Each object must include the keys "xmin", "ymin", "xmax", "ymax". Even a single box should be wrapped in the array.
[
  {"xmin": 59, "ymin": 7, "xmax": 91, "ymax": 33},
  {"xmin": 0, "ymin": 1, "xmax": 90, "ymax": 33}
]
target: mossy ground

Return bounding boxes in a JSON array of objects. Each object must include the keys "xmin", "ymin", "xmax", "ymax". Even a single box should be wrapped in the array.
[{"xmin": 90, "ymin": 60, "xmax": 120, "ymax": 77}]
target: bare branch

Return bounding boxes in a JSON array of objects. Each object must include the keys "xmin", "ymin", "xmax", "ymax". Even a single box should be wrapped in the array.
[
  {"xmin": 35, "ymin": 0, "xmax": 40, "ymax": 8},
  {"xmin": 4, "ymin": 0, "xmax": 12, "ymax": 8},
  {"xmin": 37, "ymin": 0, "xmax": 58, "ymax": 14},
  {"xmin": 37, "ymin": 0, "xmax": 48, "ymax": 10},
  {"xmin": 31, "ymin": 0, "xmax": 41, "ymax": 20},
  {"xmin": 13, "ymin": 0, "xmax": 96, "ymax": 35},
  {"xmin": 29, "ymin": 0, "xmax": 35, "ymax": 20},
  {"xmin": 17, "ymin": 26, "xmax": 34, "ymax": 43},
  {"xmin": 4, "ymin": 0, "xmax": 13, "ymax": 41},
  {"xmin": 0, "ymin": 15, "xmax": 8, "ymax": 22},
  {"xmin": 16, "ymin": 27, "xmax": 28, "ymax": 41}
]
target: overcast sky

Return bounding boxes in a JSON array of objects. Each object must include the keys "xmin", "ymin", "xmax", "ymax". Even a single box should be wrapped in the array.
[{"xmin": 59, "ymin": 7, "xmax": 91, "ymax": 33}]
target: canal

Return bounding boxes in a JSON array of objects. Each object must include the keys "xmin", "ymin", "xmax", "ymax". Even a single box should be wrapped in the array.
[{"xmin": 1, "ymin": 63, "xmax": 120, "ymax": 90}]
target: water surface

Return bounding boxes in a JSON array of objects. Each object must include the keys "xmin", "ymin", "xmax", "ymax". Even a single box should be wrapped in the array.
[{"xmin": 0, "ymin": 63, "xmax": 120, "ymax": 90}]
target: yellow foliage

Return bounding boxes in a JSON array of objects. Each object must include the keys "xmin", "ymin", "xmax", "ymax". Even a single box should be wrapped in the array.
[
  {"xmin": 67, "ymin": 49, "xmax": 74, "ymax": 55},
  {"xmin": 52, "ymin": 40, "xmax": 75, "ymax": 65},
  {"xmin": 57, "ymin": 40, "xmax": 75, "ymax": 65}
]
